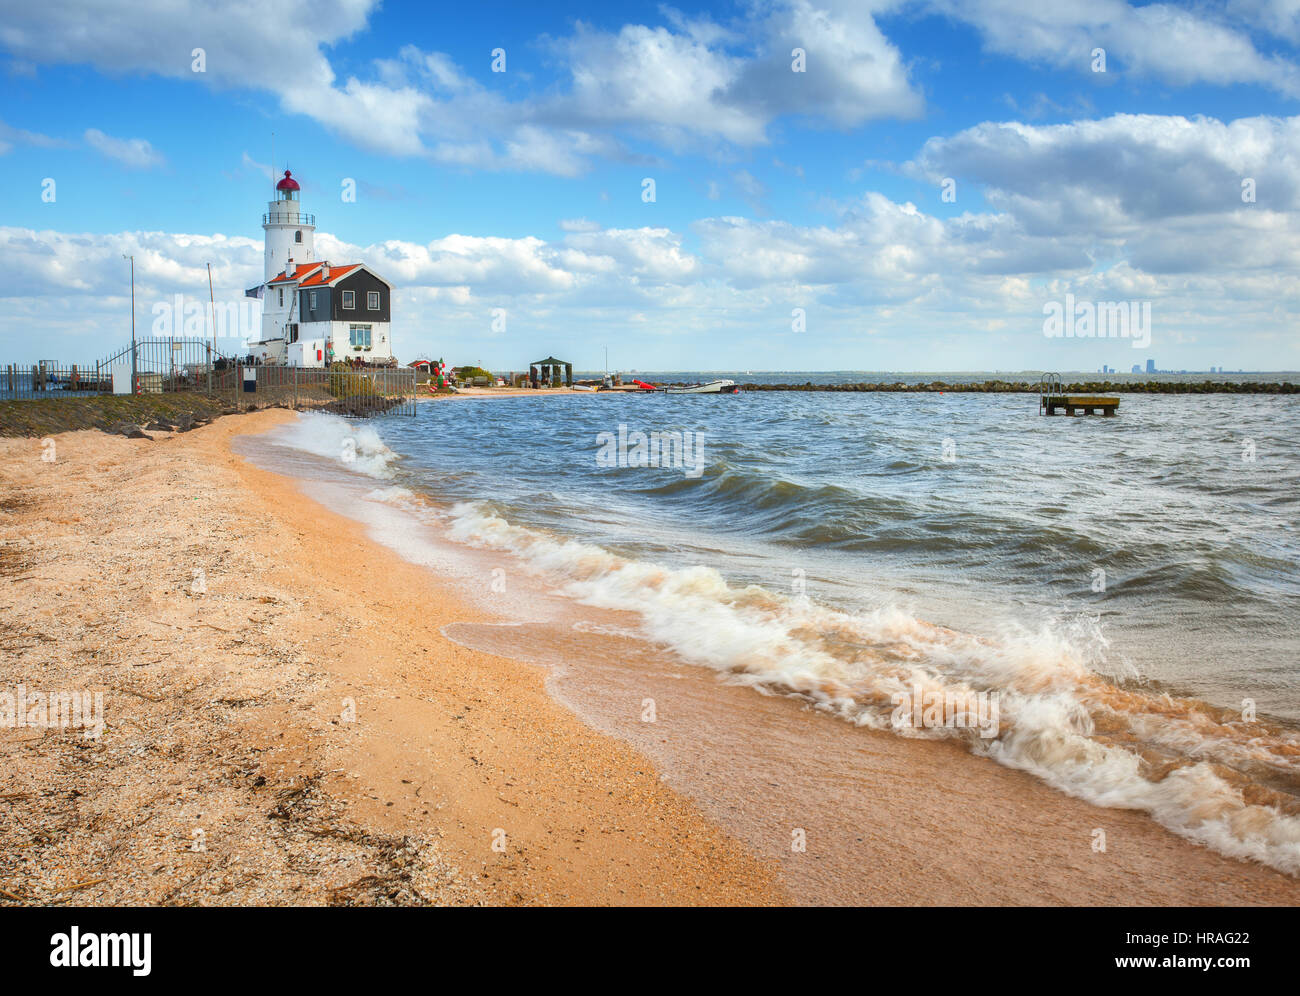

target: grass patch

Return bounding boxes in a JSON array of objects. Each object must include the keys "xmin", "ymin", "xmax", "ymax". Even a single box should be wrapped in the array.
[{"xmin": 0, "ymin": 394, "xmax": 235, "ymax": 438}]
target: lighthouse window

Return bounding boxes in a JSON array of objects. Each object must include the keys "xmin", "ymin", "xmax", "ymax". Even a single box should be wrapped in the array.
[
  {"xmin": 342, "ymin": 290, "xmax": 355, "ymax": 309},
  {"xmin": 367, "ymin": 291, "xmax": 380, "ymax": 310},
  {"xmin": 295, "ymin": 230, "xmax": 302, "ymax": 243},
  {"xmin": 278, "ymin": 288, "xmax": 283, "ymax": 306}
]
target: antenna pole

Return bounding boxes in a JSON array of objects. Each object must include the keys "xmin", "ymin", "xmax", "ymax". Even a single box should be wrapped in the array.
[{"xmin": 207, "ymin": 262, "xmax": 217, "ymax": 349}]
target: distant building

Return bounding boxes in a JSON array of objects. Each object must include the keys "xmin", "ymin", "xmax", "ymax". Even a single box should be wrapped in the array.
[
  {"xmin": 1131, "ymin": 364, "xmax": 1142, "ymax": 373},
  {"xmin": 1145, "ymin": 358, "xmax": 1156, "ymax": 374}
]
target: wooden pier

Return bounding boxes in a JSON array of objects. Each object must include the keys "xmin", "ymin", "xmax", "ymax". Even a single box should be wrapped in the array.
[
  {"xmin": 1041, "ymin": 394, "xmax": 1119, "ymax": 416},
  {"xmin": 1037, "ymin": 374, "xmax": 1118, "ymax": 416}
]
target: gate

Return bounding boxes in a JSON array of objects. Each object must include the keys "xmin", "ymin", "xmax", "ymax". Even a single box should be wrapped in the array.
[{"xmin": 99, "ymin": 338, "xmax": 234, "ymax": 395}]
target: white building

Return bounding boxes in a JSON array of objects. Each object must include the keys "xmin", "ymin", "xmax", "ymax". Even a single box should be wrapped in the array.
[{"xmin": 247, "ymin": 170, "xmax": 395, "ymax": 367}]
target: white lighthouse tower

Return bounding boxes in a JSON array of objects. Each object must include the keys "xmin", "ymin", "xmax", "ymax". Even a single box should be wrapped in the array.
[{"xmin": 263, "ymin": 169, "xmax": 314, "ymax": 282}]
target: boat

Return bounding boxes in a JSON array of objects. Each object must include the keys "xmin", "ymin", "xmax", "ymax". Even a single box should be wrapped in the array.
[{"xmin": 662, "ymin": 379, "xmax": 738, "ymax": 395}]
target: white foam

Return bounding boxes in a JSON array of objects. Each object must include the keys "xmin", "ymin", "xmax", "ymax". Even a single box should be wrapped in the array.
[
  {"xmin": 365, "ymin": 485, "xmax": 416, "ymax": 504},
  {"xmin": 446, "ymin": 498, "xmax": 1300, "ymax": 876},
  {"xmin": 272, "ymin": 411, "xmax": 400, "ymax": 479}
]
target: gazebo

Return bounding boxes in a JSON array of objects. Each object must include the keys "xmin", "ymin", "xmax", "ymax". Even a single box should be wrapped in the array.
[{"xmin": 530, "ymin": 356, "xmax": 572, "ymax": 388}]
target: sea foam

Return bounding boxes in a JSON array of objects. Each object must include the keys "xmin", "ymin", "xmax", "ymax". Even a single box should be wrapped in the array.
[
  {"xmin": 272, "ymin": 412, "xmax": 400, "ymax": 479},
  {"xmin": 446, "ymin": 498, "xmax": 1300, "ymax": 876}
]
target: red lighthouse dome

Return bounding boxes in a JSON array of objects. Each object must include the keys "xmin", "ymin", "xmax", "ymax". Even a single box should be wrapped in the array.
[{"xmin": 275, "ymin": 169, "xmax": 300, "ymax": 192}]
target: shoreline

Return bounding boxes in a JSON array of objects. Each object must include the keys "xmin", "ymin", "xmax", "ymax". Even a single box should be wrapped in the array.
[
  {"xmin": 242, "ymin": 412, "xmax": 1300, "ymax": 905},
  {"xmin": 3, "ymin": 410, "xmax": 1299, "ymax": 905}
]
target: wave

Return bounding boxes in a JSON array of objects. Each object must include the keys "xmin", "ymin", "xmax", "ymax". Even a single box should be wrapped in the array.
[
  {"xmin": 271, "ymin": 412, "xmax": 401, "ymax": 479},
  {"xmin": 445, "ymin": 499, "xmax": 1300, "ymax": 876}
]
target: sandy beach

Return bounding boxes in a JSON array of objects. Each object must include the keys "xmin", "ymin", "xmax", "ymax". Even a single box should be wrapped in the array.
[
  {"xmin": 0, "ymin": 411, "xmax": 779, "ymax": 905},
  {"xmin": 3, "ymin": 409, "xmax": 1298, "ymax": 906}
]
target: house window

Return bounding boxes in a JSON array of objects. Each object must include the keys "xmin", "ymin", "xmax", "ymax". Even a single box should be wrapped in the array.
[
  {"xmin": 295, "ymin": 230, "xmax": 302, "ymax": 243},
  {"xmin": 367, "ymin": 291, "xmax": 380, "ymax": 311},
  {"xmin": 309, "ymin": 291, "xmax": 317, "ymax": 309},
  {"xmin": 349, "ymin": 325, "xmax": 372, "ymax": 350},
  {"xmin": 278, "ymin": 288, "xmax": 283, "ymax": 307},
  {"xmin": 342, "ymin": 290, "xmax": 355, "ymax": 309}
]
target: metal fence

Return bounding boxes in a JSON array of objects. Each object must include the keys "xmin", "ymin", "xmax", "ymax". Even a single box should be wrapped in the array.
[
  {"xmin": 2, "ymin": 338, "xmax": 416, "ymax": 418},
  {"xmin": 220, "ymin": 364, "xmax": 417, "ymax": 417},
  {"xmin": 1, "ymin": 362, "xmax": 111, "ymax": 400}
]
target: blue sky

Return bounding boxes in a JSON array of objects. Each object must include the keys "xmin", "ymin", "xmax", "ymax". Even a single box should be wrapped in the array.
[{"xmin": 2, "ymin": 0, "xmax": 1298, "ymax": 371}]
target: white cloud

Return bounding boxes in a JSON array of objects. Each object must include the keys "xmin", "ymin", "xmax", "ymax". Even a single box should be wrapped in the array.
[
  {"xmin": 903, "ymin": 113, "xmax": 1300, "ymax": 271},
  {"xmin": 0, "ymin": 1, "xmax": 922, "ymax": 174},
  {"xmin": 924, "ymin": 0, "xmax": 1300, "ymax": 96},
  {"xmin": 83, "ymin": 128, "xmax": 165, "ymax": 168},
  {"xmin": 0, "ymin": 119, "xmax": 64, "ymax": 155},
  {"xmin": 545, "ymin": 3, "xmax": 922, "ymax": 149}
]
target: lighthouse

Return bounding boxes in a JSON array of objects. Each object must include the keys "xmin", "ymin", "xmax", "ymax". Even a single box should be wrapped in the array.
[
  {"xmin": 263, "ymin": 170, "xmax": 315, "ymax": 282},
  {"xmin": 248, "ymin": 168, "xmax": 396, "ymax": 367}
]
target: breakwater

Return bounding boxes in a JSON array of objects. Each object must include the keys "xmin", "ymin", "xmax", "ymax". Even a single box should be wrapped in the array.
[{"xmin": 733, "ymin": 379, "xmax": 1297, "ymax": 394}]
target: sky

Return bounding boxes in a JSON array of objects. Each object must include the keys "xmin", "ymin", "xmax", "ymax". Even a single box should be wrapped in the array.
[{"xmin": 1, "ymin": 0, "xmax": 1298, "ymax": 372}]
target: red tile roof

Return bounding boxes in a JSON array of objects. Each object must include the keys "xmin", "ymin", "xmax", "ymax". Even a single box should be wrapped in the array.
[
  {"xmin": 267, "ymin": 262, "xmax": 323, "ymax": 285},
  {"xmin": 267, "ymin": 262, "xmax": 366, "ymax": 287},
  {"xmin": 267, "ymin": 261, "xmax": 390, "ymax": 289},
  {"xmin": 299, "ymin": 264, "xmax": 360, "ymax": 287}
]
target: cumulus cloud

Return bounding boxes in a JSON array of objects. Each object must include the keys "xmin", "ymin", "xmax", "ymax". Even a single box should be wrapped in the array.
[
  {"xmin": 0, "ymin": 1, "xmax": 922, "ymax": 174},
  {"xmin": 903, "ymin": 113, "xmax": 1300, "ymax": 271},
  {"xmin": 922, "ymin": 0, "xmax": 1300, "ymax": 96},
  {"xmin": 542, "ymin": 2, "xmax": 921, "ymax": 149}
]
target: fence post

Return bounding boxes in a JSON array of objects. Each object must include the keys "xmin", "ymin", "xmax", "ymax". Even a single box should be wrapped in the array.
[{"xmin": 293, "ymin": 365, "xmax": 298, "ymax": 410}]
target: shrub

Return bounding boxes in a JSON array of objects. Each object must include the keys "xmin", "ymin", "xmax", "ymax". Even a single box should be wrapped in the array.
[{"xmin": 329, "ymin": 362, "xmax": 383, "ymax": 399}]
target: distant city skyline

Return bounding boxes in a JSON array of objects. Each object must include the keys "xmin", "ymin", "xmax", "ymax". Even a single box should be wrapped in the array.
[{"xmin": 1, "ymin": 1, "xmax": 1298, "ymax": 370}]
